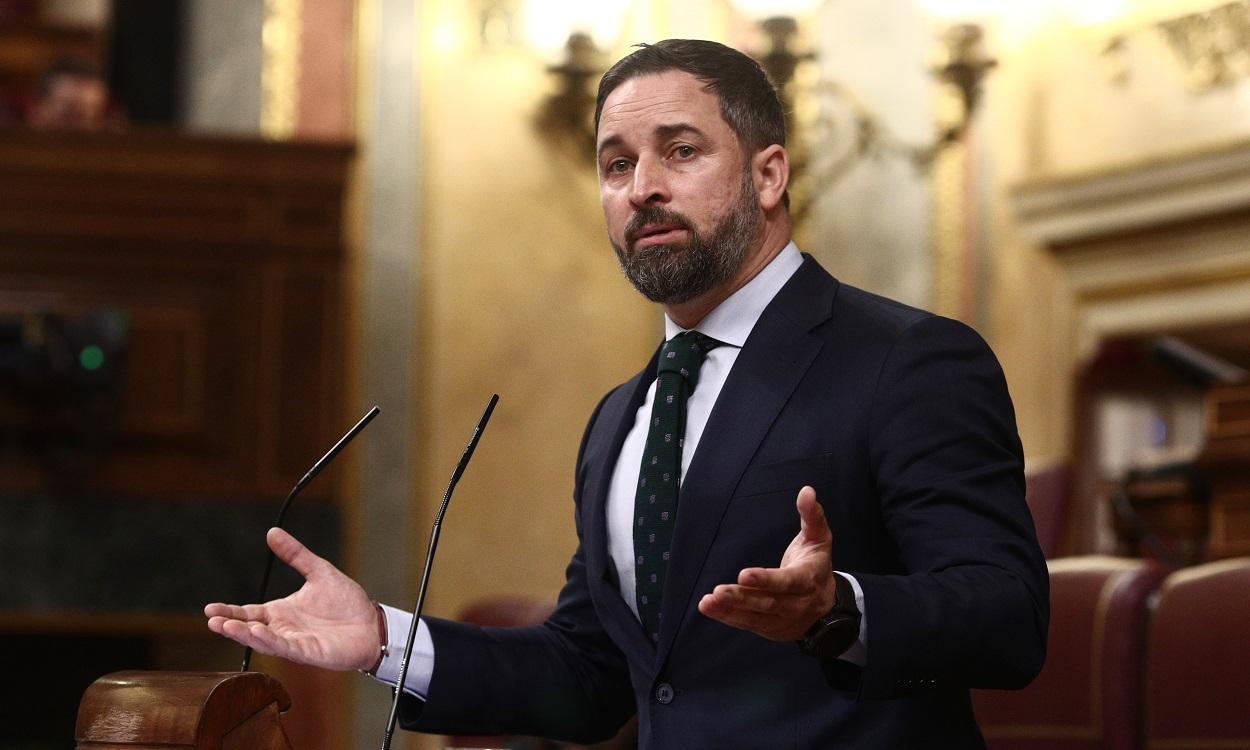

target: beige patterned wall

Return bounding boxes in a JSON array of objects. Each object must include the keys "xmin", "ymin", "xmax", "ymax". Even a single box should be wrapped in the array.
[{"xmin": 411, "ymin": 0, "xmax": 658, "ymax": 620}]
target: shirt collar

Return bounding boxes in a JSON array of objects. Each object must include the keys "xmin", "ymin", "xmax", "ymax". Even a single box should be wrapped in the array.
[{"xmin": 663, "ymin": 241, "xmax": 803, "ymax": 347}]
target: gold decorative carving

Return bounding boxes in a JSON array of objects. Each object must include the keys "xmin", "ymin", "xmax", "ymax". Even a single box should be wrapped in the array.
[
  {"xmin": 262, "ymin": 0, "xmax": 302, "ymax": 139},
  {"xmin": 1156, "ymin": 0, "xmax": 1250, "ymax": 90},
  {"xmin": 1098, "ymin": 1, "xmax": 1250, "ymax": 91}
]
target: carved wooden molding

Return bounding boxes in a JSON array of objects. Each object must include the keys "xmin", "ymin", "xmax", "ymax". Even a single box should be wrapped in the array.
[
  {"xmin": 1010, "ymin": 139, "xmax": 1250, "ymax": 362},
  {"xmin": 1011, "ymin": 139, "xmax": 1250, "ymax": 249},
  {"xmin": 0, "ymin": 129, "xmax": 350, "ymax": 254}
]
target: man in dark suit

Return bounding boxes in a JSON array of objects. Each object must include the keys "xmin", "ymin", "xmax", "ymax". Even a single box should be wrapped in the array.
[{"xmin": 206, "ymin": 39, "xmax": 1047, "ymax": 748}]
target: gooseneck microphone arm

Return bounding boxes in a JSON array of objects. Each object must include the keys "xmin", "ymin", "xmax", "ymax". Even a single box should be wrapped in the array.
[
  {"xmin": 381, "ymin": 394, "xmax": 499, "ymax": 750},
  {"xmin": 240, "ymin": 405, "xmax": 381, "ymax": 672}
]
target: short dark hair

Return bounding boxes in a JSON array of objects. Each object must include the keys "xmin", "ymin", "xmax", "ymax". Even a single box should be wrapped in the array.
[{"xmin": 594, "ymin": 39, "xmax": 787, "ymax": 156}]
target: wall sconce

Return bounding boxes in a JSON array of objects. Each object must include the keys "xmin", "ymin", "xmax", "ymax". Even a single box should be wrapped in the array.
[
  {"xmin": 530, "ymin": 0, "xmax": 996, "ymax": 217},
  {"xmin": 535, "ymin": 32, "xmax": 605, "ymax": 156},
  {"xmin": 526, "ymin": 0, "xmax": 627, "ymax": 156},
  {"xmin": 739, "ymin": 1, "xmax": 997, "ymax": 225}
]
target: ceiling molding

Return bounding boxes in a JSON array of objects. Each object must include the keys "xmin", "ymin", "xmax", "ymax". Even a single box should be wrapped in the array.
[{"xmin": 1011, "ymin": 140, "xmax": 1250, "ymax": 248}]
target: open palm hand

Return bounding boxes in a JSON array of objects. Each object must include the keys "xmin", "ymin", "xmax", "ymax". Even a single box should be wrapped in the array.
[{"xmin": 205, "ymin": 527, "xmax": 379, "ymax": 672}]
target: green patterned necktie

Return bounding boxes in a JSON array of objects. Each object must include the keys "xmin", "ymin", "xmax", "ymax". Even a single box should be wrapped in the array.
[{"xmin": 634, "ymin": 331, "xmax": 723, "ymax": 644}]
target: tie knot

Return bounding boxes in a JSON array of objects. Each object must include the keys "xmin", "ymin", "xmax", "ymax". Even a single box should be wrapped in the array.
[{"xmin": 657, "ymin": 331, "xmax": 723, "ymax": 386}]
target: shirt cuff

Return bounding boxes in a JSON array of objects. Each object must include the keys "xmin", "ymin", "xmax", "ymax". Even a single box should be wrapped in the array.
[
  {"xmin": 368, "ymin": 604, "xmax": 435, "ymax": 700},
  {"xmin": 836, "ymin": 572, "xmax": 867, "ymax": 667}
]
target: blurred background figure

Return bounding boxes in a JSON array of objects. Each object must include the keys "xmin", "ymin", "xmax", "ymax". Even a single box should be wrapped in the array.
[{"xmin": 25, "ymin": 57, "xmax": 125, "ymax": 130}]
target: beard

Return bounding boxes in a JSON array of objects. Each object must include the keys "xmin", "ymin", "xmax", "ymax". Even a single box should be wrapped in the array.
[{"xmin": 611, "ymin": 171, "xmax": 761, "ymax": 305}]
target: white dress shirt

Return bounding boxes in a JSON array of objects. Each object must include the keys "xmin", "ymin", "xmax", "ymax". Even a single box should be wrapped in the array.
[{"xmin": 374, "ymin": 242, "xmax": 865, "ymax": 699}]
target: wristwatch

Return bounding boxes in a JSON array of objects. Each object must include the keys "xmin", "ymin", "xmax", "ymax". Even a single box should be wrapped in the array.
[{"xmin": 797, "ymin": 572, "xmax": 861, "ymax": 660}]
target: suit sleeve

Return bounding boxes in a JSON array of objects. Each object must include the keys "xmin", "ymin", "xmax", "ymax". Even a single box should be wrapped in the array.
[
  {"xmin": 398, "ymin": 391, "xmax": 636, "ymax": 744},
  {"xmin": 852, "ymin": 316, "xmax": 1049, "ymax": 699}
]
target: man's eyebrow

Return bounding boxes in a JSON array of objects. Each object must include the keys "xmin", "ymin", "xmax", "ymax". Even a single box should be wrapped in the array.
[
  {"xmin": 596, "ymin": 134, "xmax": 623, "ymax": 159},
  {"xmin": 653, "ymin": 123, "xmax": 706, "ymax": 141},
  {"xmin": 596, "ymin": 123, "xmax": 710, "ymax": 159}
]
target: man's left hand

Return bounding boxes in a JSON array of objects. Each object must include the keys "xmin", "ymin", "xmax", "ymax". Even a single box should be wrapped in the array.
[{"xmin": 698, "ymin": 485, "xmax": 835, "ymax": 641}]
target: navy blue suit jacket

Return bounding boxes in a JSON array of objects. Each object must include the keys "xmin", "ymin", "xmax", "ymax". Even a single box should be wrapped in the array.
[{"xmin": 404, "ymin": 256, "xmax": 1048, "ymax": 748}]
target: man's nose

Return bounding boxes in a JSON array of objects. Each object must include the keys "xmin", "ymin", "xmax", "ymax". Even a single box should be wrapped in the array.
[{"xmin": 629, "ymin": 157, "xmax": 670, "ymax": 208}]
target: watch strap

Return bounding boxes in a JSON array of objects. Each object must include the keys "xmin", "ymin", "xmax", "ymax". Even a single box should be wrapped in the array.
[{"xmin": 798, "ymin": 572, "xmax": 861, "ymax": 659}]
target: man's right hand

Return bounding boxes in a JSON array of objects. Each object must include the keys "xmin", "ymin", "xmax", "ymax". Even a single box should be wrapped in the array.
[{"xmin": 205, "ymin": 527, "xmax": 380, "ymax": 672}]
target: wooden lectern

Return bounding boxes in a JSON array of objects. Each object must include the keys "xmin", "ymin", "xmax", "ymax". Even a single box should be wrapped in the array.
[
  {"xmin": 1198, "ymin": 383, "xmax": 1250, "ymax": 558},
  {"xmin": 1113, "ymin": 384, "xmax": 1250, "ymax": 562},
  {"xmin": 76, "ymin": 671, "xmax": 295, "ymax": 750}
]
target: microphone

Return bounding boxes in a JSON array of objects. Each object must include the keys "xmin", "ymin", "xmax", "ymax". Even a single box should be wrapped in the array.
[
  {"xmin": 240, "ymin": 405, "xmax": 381, "ymax": 672},
  {"xmin": 381, "ymin": 394, "xmax": 499, "ymax": 750}
]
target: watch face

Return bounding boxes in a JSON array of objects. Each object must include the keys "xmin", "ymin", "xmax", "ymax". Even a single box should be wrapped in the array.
[
  {"xmin": 810, "ymin": 617, "xmax": 859, "ymax": 659},
  {"xmin": 800, "ymin": 573, "xmax": 861, "ymax": 659}
]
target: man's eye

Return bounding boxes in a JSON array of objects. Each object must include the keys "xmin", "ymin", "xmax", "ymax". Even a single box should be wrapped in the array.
[
  {"xmin": 608, "ymin": 159, "xmax": 631, "ymax": 173},
  {"xmin": 673, "ymin": 145, "xmax": 696, "ymax": 159}
]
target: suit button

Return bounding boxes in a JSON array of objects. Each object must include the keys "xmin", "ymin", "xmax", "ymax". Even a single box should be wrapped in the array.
[{"xmin": 655, "ymin": 683, "xmax": 674, "ymax": 704}]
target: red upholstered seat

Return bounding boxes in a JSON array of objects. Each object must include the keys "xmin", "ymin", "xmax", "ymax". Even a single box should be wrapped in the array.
[
  {"xmin": 973, "ymin": 555, "xmax": 1168, "ymax": 750},
  {"xmin": 1025, "ymin": 460, "xmax": 1071, "ymax": 559},
  {"xmin": 1144, "ymin": 557, "xmax": 1250, "ymax": 749}
]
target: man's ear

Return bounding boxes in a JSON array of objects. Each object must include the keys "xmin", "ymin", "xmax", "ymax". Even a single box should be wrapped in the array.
[{"xmin": 752, "ymin": 144, "xmax": 789, "ymax": 213}]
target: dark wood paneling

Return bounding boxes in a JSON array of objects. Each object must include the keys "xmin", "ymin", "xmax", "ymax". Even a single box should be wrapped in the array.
[
  {"xmin": 1201, "ymin": 384, "xmax": 1250, "ymax": 558},
  {"xmin": 0, "ymin": 128, "xmax": 352, "ymax": 501}
]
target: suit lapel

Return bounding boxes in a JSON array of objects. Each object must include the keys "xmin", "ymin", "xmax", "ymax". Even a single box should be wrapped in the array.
[
  {"xmin": 656, "ymin": 257, "xmax": 839, "ymax": 663},
  {"xmin": 580, "ymin": 350, "xmax": 658, "ymax": 656}
]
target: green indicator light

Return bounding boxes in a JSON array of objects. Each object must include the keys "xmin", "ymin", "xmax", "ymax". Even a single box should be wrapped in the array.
[{"xmin": 80, "ymin": 345, "xmax": 105, "ymax": 371}]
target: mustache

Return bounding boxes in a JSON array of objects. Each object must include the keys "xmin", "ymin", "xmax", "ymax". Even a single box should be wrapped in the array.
[{"xmin": 624, "ymin": 206, "xmax": 694, "ymax": 246}]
